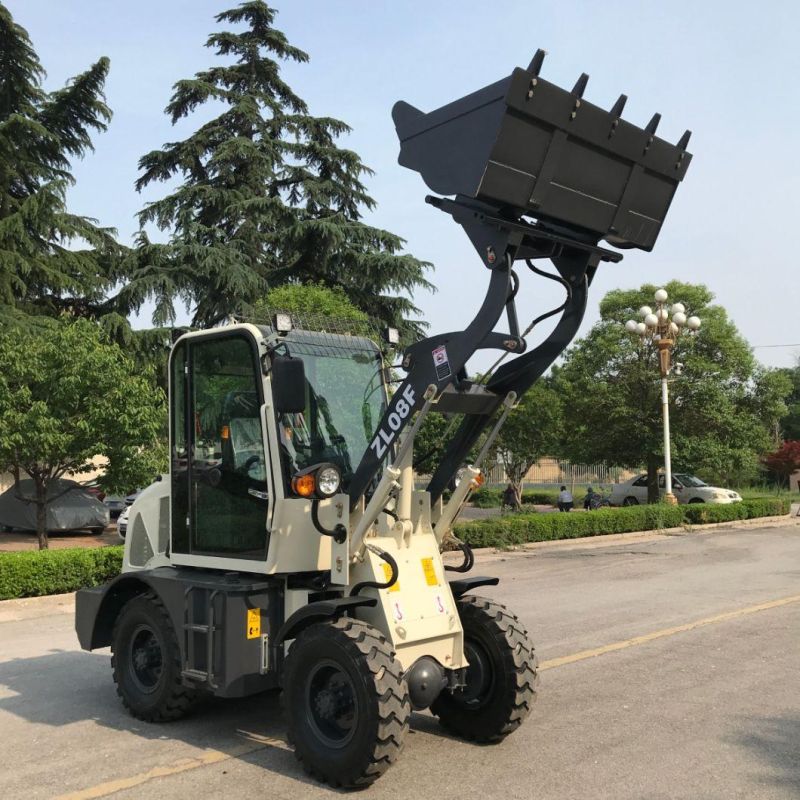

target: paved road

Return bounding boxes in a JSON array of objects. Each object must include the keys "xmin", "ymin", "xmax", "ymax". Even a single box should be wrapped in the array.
[{"xmin": 1, "ymin": 523, "xmax": 799, "ymax": 799}]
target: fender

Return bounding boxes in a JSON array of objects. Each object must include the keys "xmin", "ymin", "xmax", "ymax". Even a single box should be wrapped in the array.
[
  {"xmin": 448, "ymin": 576, "xmax": 499, "ymax": 599},
  {"xmin": 274, "ymin": 596, "xmax": 377, "ymax": 645}
]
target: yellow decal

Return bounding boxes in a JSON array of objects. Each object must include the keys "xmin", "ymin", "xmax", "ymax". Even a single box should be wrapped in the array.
[
  {"xmin": 246, "ymin": 608, "xmax": 261, "ymax": 639},
  {"xmin": 382, "ymin": 562, "xmax": 400, "ymax": 592},
  {"xmin": 421, "ymin": 557, "xmax": 439, "ymax": 586}
]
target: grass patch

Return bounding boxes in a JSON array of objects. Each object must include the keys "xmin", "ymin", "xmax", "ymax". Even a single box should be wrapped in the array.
[{"xmin": 0, "ymin": 546, "xmax": 123, "ymax": 601}]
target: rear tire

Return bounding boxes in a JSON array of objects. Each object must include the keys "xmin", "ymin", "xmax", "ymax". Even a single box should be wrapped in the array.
[
  {"xmin": 623, "ymin": 496, "xmax": 639, "ymax": 506},
  {"xmin": 111, "ymin": 592, "xmax": 198, "ymax": 722},
  {"xmin": 689, "ymin": 498, "xmax": 704, "ymax": 504},
  {"xmin": 432, "ymin": 595, "xmax": 537, "ymax": 742},
  {"xmin": 284, "ymin": 617, "xmax": 410, "ymax": 788}
]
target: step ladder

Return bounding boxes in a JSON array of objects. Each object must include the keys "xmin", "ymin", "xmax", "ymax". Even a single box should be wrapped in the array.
[{"xmin": 182, "ymin": 587, "xmax": 222, "ymax": 688}]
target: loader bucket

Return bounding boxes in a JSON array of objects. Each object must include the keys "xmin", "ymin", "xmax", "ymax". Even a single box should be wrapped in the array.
[{"xmin": 392, "ymin": 50, "xmax": 692, "ymax": 251}]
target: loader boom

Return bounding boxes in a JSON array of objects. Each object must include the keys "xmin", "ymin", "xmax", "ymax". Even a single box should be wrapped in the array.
[{"xmin": 348, "ymin": 49, "xmax": 692, "ymax": 509}]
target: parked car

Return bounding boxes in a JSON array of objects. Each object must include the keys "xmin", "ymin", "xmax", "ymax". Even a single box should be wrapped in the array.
[
  {"xmin": 103, "ymin": 495, "xmax": 126, "ymax": 519},
  {"xmin": 117, "ymin": 505, "xmax": 130, "ymax": 539},
  {"xmin": 0, "ymin": 478, "xmax": 109, "ymax": 533},
  {"xmin": 125, "ymin": 490, "xmax": 142, "ymax": 507},
  {"xmin": 609, "ymin": 473, "xmax": 742, "ymax": 506}
]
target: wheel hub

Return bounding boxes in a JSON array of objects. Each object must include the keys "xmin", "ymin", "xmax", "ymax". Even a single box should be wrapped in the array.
[
  {"xmin": 306, "ymin": 661, "xmax": 358, "ymax": 748},
  {"xmin": 459, "ymin": 638, "xmax": 494, "ymax": 706},
  {"xmin": 129, "ymin": 624, "xmax": 163, "ymax": 693}
]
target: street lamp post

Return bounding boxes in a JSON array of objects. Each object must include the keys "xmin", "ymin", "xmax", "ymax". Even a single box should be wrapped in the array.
[{"xmin": 624, "ymin": 289, "xmax": 700, "ymax": 504}]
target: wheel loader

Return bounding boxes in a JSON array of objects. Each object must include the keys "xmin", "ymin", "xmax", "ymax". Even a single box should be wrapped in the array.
[{"xmin": 75, "ymin": 50, "xmax": 692, "ymax": 787}]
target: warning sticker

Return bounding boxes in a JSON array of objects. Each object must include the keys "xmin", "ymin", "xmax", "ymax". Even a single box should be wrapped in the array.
[
  {"xmin": 432, "ymin": 344, "xmax": 451, "ymax": 380},
  {"xmin": 382, "ymin": 562, "xmax": 400, "ymax": 592},
  {"xmin": 421, "ymin": 557, "xmax": 439, "ymax": 586},
  {"xmin": 246, "ymin": 608, "xmax": 261, "ymax": 639}
]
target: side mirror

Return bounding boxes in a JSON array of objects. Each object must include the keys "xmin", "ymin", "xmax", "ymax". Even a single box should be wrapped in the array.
[{"xmin": 272, "ymin": 355, "xmax": 306, "ymax": 413}]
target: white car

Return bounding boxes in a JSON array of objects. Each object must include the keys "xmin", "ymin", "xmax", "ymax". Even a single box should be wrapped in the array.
[
  {"xmin": 117, "ymin": 505, "xmax": 130, "ymax": 539},
  {"xmin": 609, "ymin": 473, "xmax": 742, "ymax": 506}
]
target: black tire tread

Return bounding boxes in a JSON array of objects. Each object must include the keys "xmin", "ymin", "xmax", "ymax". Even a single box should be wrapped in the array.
[
  {"xmin": 284, "ymin": 617, "xmax": 411, "ymax": 788},
  {"xmin": 110, "ymin": 591, "xmax": 198, "ymax": 722},
  {"xmin": 433, "ymin": 595, "xmax": 538, "ymax": 743}
]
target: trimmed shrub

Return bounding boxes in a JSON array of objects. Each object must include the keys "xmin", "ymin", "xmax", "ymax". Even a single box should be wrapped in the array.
[
  {"xmin": 454, "ymin": 498, "xmax": 789, "ymax": 549},
  {"xmin": 0, "ymin": 546, "xmax": 123, "ymax": 601},
  {"xmin": 471, "ymin": 487, "xmax": 562, "ymax": 507}
]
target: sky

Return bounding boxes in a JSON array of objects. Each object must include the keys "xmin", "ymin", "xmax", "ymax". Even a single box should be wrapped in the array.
[{"xmin": 8, "ymin": 0, "xmax": 800, "ymax": 372}]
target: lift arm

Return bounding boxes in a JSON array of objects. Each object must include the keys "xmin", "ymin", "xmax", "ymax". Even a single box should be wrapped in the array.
[{"xmin": 347, "ymin": 49, "xmax": 693, "ymax": 510}]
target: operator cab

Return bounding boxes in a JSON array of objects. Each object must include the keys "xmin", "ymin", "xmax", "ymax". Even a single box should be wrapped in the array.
[{"xmin": 168, "ymin": 323, "xmax": 387, "ymax": 569}]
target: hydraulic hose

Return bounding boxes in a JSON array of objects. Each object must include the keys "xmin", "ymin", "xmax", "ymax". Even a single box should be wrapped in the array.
[
  {"xmin": 311, "ymin": 499, "xmax": 347, "ymax": 544},
  {"xmin": 444, "ymin": 540, "xmax": 474, "ymax": 573},
  {"xmin": 350, "ymin": 545, "xmax": 399, "ymax": 597}
]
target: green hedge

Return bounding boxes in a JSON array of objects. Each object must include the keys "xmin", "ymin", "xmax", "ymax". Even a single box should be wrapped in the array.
[
  {"xmin": 471, "ymin": 487, "xmax": 560, "ymax": 507},
  {"xmin": 454, "ymin": 498, "xmax": 790, "ymax": 549},
  {"xmin": 0, "ymin": 546, "xmax": 123, "ymax": 601}
]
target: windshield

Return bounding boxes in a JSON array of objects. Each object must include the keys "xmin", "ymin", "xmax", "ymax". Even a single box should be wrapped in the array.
[
  {"xmin": 675, "ymin": 474, "xmax": 707, "ymax": 488},
  {"xmin": 275, "ymin": 332, "xmax": 386, "ymax": 490}
]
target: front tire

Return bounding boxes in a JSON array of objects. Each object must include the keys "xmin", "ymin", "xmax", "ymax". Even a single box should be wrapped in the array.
[
  {"xmin": 284, "ymin": 618, "xmax": 411, "ymax": 788},
  {"xmin": 432, "ymin": 595, "xmax": 538, "ymax": 742},
  {"xmin": 623, "ymin": 496, "xmax": 639, "ymax": 506},
  {"xmin": 111, "ymin": 592, "xmax": 198, "ymax": 722},
  {"xmin": 689, "ymin": 498, "xmax": 704, "ymax": 504}
]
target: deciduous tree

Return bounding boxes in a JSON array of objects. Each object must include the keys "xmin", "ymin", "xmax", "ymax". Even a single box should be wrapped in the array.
[
  {"xmin": 554, "ymin": 281, "xmax": 789, "ymax": 501},
  {"xmin": 0, "ymin": 319, "xmax": 166, "ymax": 548},
  {"xmin": 761, "ymin": 440, "xmax": 800, "ymax": 489}
]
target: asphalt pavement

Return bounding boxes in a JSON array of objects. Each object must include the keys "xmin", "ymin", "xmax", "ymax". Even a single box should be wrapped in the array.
[{"xmin": 1, "ymin": 522, "xmax": 799, "ymax": 799}]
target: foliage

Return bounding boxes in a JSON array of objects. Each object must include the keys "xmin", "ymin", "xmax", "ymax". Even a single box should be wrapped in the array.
[
  {"xmin": 554, "ymin": 282, "xmax": 789, "ymax": 498},
  {"xmin": 777, "ymin": 361, "xmax": 800, "ymax": 441},
  {"xmin": 471, "ymin": 487, "xmax": 561, "ymax": 507},
  {"xmin": 453, "ymin": 498, "xmax": 789, "ymax": 549},
  {"xmin": 0, "ymin": 545, "xmax": 122, "ymax": 600},
  {"xmin": 0, "ymin": 4, "xmax": 121, "ymax": 325},
  {"xmin": 255, "ymin": 283, "xmax": 368, "ymax": 323},
  {"xmin": 0, "ymin": 319, "xmax": 167, "ymax": 548},
  {"xmin": 761, "ymin": 440, "xmax": 800, "ymax": 488},
  {"xmin": 491, "ymin": 381, "xmax": 562, "ymax": 499},
  {"xmin": 413, "ymin": 413, "xmax": 457, "ymax": 473},
  {"xmin": 124, "ymin": 1, "xmax": 432, "ymax": 337}
]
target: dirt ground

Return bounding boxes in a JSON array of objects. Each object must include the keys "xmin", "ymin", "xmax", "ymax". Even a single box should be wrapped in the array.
[{"xmin": 0, "ymin": 523, "xmax": 122, "ymax": 552}]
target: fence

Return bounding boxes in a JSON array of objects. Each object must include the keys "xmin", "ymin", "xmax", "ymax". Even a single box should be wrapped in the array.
[{"xmin": 483, "ymin": 458, "xmax": 634, "ymax": 488}]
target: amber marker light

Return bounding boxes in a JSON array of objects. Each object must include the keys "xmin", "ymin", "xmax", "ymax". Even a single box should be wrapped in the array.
[{"xmin": 292, "ymin": 473, "xmax": 316, "ymax": 497}]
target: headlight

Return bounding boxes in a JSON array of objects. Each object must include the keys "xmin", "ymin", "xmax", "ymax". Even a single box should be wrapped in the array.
[
  {"xmin": 291, "ymin": 463, "xmax": 341, "ymax": 499},
  {"xmin": 316, "ymin": 466, "xmax": 341, "ymax": 497}
]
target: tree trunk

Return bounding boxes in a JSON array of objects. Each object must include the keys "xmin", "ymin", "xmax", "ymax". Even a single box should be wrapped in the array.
[
  {"xmin": 646, "ymin": 452, "xmax": 660, "ymax": 504},
  {"xmin": 34, "ymin": 478, "xmax": 49, "ymax": 550}
]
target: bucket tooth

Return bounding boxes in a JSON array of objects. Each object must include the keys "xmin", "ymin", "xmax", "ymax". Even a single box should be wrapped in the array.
[
  {"xmin": 677, "ymin": 129, "xmax": 692, "ymax": 150},
  {"xmin": 571, "ymin": 72, "xmax": 590, "ymax": 98},
  {"xmin": 527, "ymin": 49, "xmax": 546, "ymax": 76},
  {"xmin": 610, "ymin": 93, "xmax": 628, "ymax": 118},
  {"xmin": 645, "ymin": 112, "xmax": 661, "ymax": 134}
]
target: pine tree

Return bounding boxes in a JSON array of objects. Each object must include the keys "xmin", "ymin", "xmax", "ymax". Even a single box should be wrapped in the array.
[
  {"xmin": 0, "ymin": 3, "xmax": 120, "ymax": 323},
  {"xmin": 126, "ymin": 1, "xmax": 432, "ymax": 336}
]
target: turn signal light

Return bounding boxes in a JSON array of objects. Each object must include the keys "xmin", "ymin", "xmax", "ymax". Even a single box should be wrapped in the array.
[
  {"xmin": 471, "ymin": 472, "xmax": 485, "ymax": 488},
  {"xmin": 292, "ymin": 473, "xmax": 316, "ymax": 497}
]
